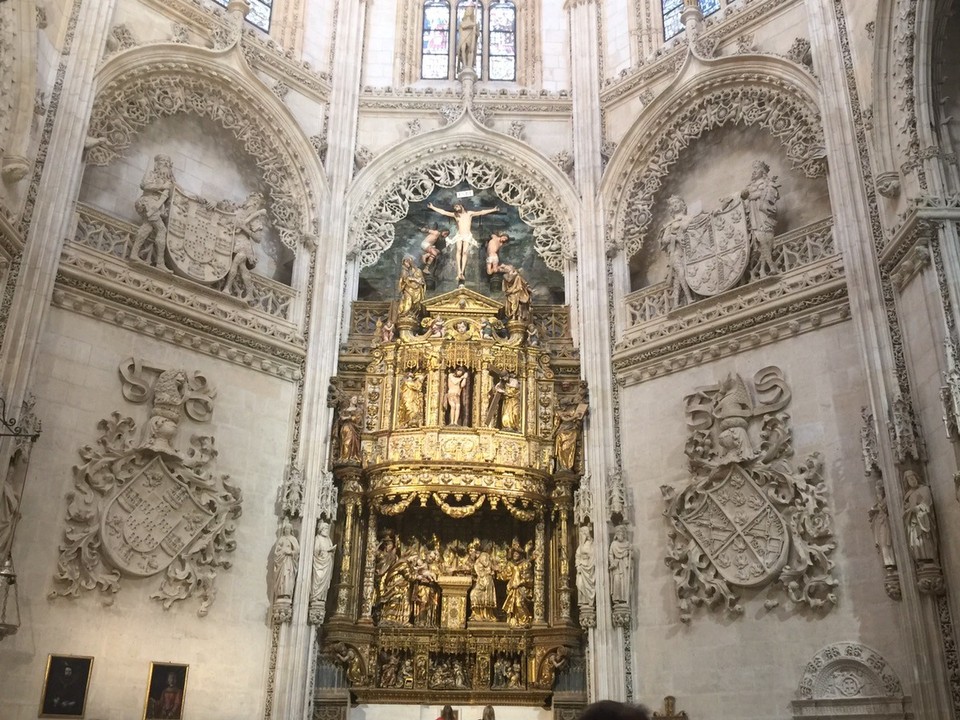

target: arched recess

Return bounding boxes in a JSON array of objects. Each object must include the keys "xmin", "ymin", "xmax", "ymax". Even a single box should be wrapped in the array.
[
  {"xmin": 870, "ymin": 0, "xmax": 945, "ymax": 198},
  {"xmin": 601, "ymin": 54, "xmax": 827, "ymax": 265},
  {"xmin": 84, "ymin": 42, "xmax": 328, "ymax": 254},
  {"xmin": 345, "ymin": 110, "xmax": 580, "ymax": 277}
]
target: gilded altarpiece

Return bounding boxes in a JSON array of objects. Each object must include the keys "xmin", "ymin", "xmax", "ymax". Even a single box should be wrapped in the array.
[{"xmin": 322, "ymin": 285, "xmax": 584, "ymax": 707}]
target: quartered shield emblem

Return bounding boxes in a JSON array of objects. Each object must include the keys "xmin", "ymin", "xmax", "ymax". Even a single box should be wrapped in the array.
[
  {"xmin": 101, "ymin": 456, "xmax": 214, "ymax": 577},
  {"xmin": 679, "ymin": 465, "xmax": 789, "ymax": 587},
  {"xmin": 166, "ymin": 185, "xmax": 236, "ymax": 284},
  {"xmin": 683, "ymin": 198, "xmax": 750, "ymax": 296}
]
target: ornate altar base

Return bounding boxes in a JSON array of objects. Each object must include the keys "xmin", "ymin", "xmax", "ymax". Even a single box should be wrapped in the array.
[{"xmin": 351, "ymin": 703, "xmax": 560, "ymax": 720}]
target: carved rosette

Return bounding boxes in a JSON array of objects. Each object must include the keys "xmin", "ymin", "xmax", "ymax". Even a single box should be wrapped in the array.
[{"xmin": 662, "ymin": 367, "xmax": 837, "ymax": 621}]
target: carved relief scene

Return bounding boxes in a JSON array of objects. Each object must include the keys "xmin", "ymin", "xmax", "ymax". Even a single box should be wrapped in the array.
[{"xmin": 627, "ymin": 124, "xmax": 832, "ymax": 311}]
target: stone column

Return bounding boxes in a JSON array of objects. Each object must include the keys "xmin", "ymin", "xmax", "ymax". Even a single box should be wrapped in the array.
[
  {"xmin": 564, "ymin": 0, "xmax": 627, "ymax": 702},
  {"xmin": 271, "ymin": 1, "xmax": 369, "ymax": 715},
  {"xmin": 806, "ymin": 2, "xmax": 955, "ymax": 717}
]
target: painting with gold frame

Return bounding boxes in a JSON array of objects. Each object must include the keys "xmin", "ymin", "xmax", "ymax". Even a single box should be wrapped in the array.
[
  {"xmin": 142, "ymin": 662, "xmax": 188, "ymax": 720},
  {"xmin": 39, "ymin": 654, "xmax": 93, "ymax": 718}
]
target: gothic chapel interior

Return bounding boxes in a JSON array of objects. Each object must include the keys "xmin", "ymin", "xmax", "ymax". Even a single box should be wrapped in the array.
[{"xmin": 3, "ymin": 0, "xmax": 960, "ymax": 718}]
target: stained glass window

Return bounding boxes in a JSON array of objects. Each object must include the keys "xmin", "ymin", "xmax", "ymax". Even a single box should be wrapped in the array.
[
  {"xmin": 663, "ymin": 0, "xmax": 721, "ymax": 41},
  {"xmin": 488, "ymin": 2, "xmax": 516, "ymax": 81},
  {"xmin": 212, "ymin": 0, "xmax": 273, "ymax": 32},
  {"xmin": 422, "ymin": 0, "xmax": 452, "ymax": 79},
  {"xmin": 456, "ymin": 1, "xmax": 483, "ymax": 76}
]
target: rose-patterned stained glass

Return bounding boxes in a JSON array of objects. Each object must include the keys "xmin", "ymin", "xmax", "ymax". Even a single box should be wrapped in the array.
[
  {"xmin": 663, "ymin": 0, "xmax": 720, "ymax": 41},
  {"xmin": 422, "ymin": 0, "xmax": 452, "ymax": 79},
  {"xmin": 212, "ymin": 0, "xmax": 272, "ymax": 32},
  {"xmin": 456, "ymin": 1, "xmax": 483, "ymax": 76},
  {"xmin": 488, "ymin": 2, "xmax": 516, "ymax": 81}
]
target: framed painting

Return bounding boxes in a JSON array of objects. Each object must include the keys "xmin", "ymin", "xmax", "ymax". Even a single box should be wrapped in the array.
[
  {"xmin": 39, "ymin": 654, "xmax": 93, "ymax": 718},
  {"xmin": 142, "ymin": 662, "xmax": 189, "ymax": 720}
]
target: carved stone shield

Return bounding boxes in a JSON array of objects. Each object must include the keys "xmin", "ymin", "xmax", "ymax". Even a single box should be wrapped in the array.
[
  {"xmin": 679, "ymin": 465, "xmax": 789, "ymax": 588},
  {"xmin": 683, "ymin": 199, "xmax": 750, "ymax": 296},
  {"xmin": 101, "ymin": 456, "xmax": 214, "ymax": 577},
  {"xmin": 166, "ymin": 185, "xmax": 236, "ymax": 283}
]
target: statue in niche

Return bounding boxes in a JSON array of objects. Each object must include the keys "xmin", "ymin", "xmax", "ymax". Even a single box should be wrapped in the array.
[
  {"xmin": 427, "ymin": 201, "xmax": 500, "ymax": 282},
  {"xmin": 741, "ymin": 159, "xmax": 781, "ymax": 278},
  {"xmin": 397, "ymin": 371, "xmax": 425, "ymax": 428},
  {"xmin": 868, "ymin": 481, "xmax": 896, "ymax": 568},
  {"xmin": 444, "ymin": 366, "xmax": 471, "ymax": 426},
  {"xmin": 457, "ymin": 2, "xmax": 479, "ymax": 74},
  {"xmin": 538, "ymin": 646, "xmax": 570, "ymax": 688},
  {"xmin": 658, "ymin": 195, "xmax": 693, "ymax": 307},
  {"xmin": 309, "ymin": 518, "xmax": 336, "ymax": 620},
  {"xmin": 379, "ymin": 553, "xmax": 414, "ymax": 625},
  {"xmin": 501, "ymin": 540, "xmax": 534, "ymax": 626},
  {"xmin": 397, "ymin": 256, "xmax": 426, "ymax": 318},
  {"xmin": 272, "ymin": 518, "xmax": 300, "ymax": 604},
  {"xmin": 903, "ymin": 470, "xmax": 939, "ymax": 563},
  {"xmin": 223, "ymin": 192, "xmax": 267, "ymax": 299},
  {"xmin": 379, "ymin": 652, "xmax": 401, "ymax": 688},
  {"xmin": 501, "ymin": 264, "xmax": 532, "ymax": 322},
  {"xmin": 486, "ymin": 232, "xmax": 511, "ymax": 275},
  {"xmin": 334, "ymin": 395, "xmax": 363, "ymax": 464},
  {"xmin": 484, "ymin": 374, "xmax": 506, "ymax": 428},
  {"xmin": 608, "ymin": 524, "xmax": 632, "ymax": 610},
  {"xmin": 469, "ymin": 541, "xmax": 498, "ymax": 621},
  {"xmin": 575, "ymin": 524, "xmax": 597, "ymax": 607},
  {"xmin": 130, "ymin": 154, "xmax": 174, "ymax": 269},
  {"xmin": 553, "ymin": 402, "xmax": 587, "ymax": 473},
  {"xmin": 420, "ymin": 225, "xmax": 449, "ymax": 275},
  {"xmin": 501, "ymin": 374, "xmax": 522, "ymax": 432}
]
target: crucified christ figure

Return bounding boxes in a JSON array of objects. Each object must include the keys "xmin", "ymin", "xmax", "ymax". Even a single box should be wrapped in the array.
[{"xmin": 427, "ymin": 201, "xmax": 500, "ymax": 282}]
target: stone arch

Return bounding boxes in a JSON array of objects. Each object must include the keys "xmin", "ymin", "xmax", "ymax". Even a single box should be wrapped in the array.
[
  {"xmin": 792, "ymin": 642, "xmax": 909, "ymax": 718},
  {"xmin": 84, "ymin": 42, "xmax": 327, "ymax": 252},
  {"xmin": 601, "ymin": 56, "xmax": 827, "ymax": 262},
  {"xmin": 345, "ymin": 111, "xmax": 579, "ymax": 274}
]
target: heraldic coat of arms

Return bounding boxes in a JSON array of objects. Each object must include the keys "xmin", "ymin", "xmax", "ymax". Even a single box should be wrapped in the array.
[
  {"xmin": 51, "ymin": 358, "xmax": 242, "ymax": 615},
  {"xmin": 661, "ymin": 366, "xmax": 837, "ymax": 622}
]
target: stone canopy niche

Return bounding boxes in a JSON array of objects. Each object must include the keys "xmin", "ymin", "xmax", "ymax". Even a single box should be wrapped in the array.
[{"xmin": 321, "ymin": 269, "xmax": 585, "ymax": 706}]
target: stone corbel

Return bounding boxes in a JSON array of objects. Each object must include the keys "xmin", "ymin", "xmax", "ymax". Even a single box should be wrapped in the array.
[
  {"xmin": 889, "ymin": 240, "xmax": 930, "ymax": 291},
  {"xmin": 0, "ymin": 156, "xmax": 30, "ymax": 185},
  {"xmin": 876, "ymin": 170, "xmax": 901, "ymax": 198}
]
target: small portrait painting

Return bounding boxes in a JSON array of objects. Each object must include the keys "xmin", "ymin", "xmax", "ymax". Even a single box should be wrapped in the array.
[
  {"xmin": 143, "ymin": 662, "xmax": 188, "ymax": 720},
  {"xmin": 39, "ymin": 654, "xmax": 93, "ymax": 718}
]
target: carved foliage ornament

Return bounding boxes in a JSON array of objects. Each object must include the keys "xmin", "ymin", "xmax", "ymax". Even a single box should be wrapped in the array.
[
  {"xmin": 662, "ymin": 366, "xmax": 837, "ymax": 621},
  {"xmin": 614, "ymin": 83, "xmax": 827, "ymax": 261},
  {"xmin": 85, "ymin": 69, "xmax": 312, "ymax": 251},
  {"xmin": 51, "ymin": 358, "xmax": 242, "ymax": 616},
  {"xmin": 349, "ymin": 154, "xmax": 573, "ymax": 272}
]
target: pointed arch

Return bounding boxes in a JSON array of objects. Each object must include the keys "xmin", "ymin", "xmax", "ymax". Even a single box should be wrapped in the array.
[
  {"xmin": 345, "ymin": 112, "xmax": 579, "ymax": 273},
  {"xmin": 84, "ymin": 43, "xmax": 328, "ymax": 252},
  {"xmin": 601, "ymin": 55, "xmax": 827, "ymax": 261}
]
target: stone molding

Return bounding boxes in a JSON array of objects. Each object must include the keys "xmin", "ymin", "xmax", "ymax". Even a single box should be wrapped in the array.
[
  {"xmin": 346, "ymin": 113, "xmax": 579, "ymax": 272},
  {"xmin": 358, "ymin": 86, "xmax": 573, "ymax": 116},
  {"xmin": 84, "ymin": 43, "xmax": 327, "ymax": 251},
  {"xmin": 0, "ymin": 0, "xmax": 38, "ymax": 187},
  {"xmin": 601, "ymin": 58, "xmax": 826, "ymax": 261}
]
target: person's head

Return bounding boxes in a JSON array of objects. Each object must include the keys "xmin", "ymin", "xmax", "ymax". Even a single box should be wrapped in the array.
[
  {"xmin": 752, "ymin": 159, "xmax": 770, "ymax": 179},
  {"xmin": 166, "ymin": 672, "xmax": 177, "ymax": 688},
  {"xmin": 905, "ymin": 470, "xmax": 920, "ymax": 488},
  {"xmin": 63, "ymin": 665, "xmax": 73, "ymax": 678},
  {"xmin": 666, "ymin": 195, "xmax": 686, "ymax": 216},
  {"xmin": 578, "ymin": 701, "xmax": 650, "ymax": 720},
  {"xmin": 453, "ymin": 204, "xmax": 465, "ymax": 214},
  {"xmin": 440, "ymin": 704, "xmax": 455, "ymax": 720},
  {"xmin": 482, "ymin": 706, "xmax": 495, "ymax": 720}
]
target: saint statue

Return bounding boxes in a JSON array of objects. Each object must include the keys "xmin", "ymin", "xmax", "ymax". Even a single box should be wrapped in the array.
[
  {"xmin": 397, "ymin": 371, "xmax": 425, "ymax": 428},
  {"xmin": 575, "ymin": 524, "xmax": 597, "ymax": 607},
  {"xmin": 469, "ymin": 544, "xmax": 498, "ymax": 621},
  {"xmin": 553, "ymin": 402, "xmax": 586, "ymax": 473},
  {"xmin": 500, "ymin": 264, "xmax": 531, "ymax": 322},
  {"xmin": 484, "ymin": 375, "xmax": 506, "ymax": 428},
  {"xmin": 501, "ymin": 543, "xmax": 533, "ymax": 626},
  {"xmin": 397, "ymin": 256, "xmax": 426, "ymax": 317},
  {"xmin": 428, "ymin": 201, "xmax": 500, "ymax": 282},
  {"xmin": 457, "ymin": 2, "xmax": 479, "ymax": 74},
  {"xmin": 309, "ymin": 518, "xmax": 336, "ymax": 618},
  {"xmin": 335, "ymin": 395, "xmax": 363, "ymax": 464},
  {"xmin": 223, "ymin": 192, "xmax": 267, "ymax": 299},
  {"xmin": 868, "ymin": 481, "xmax": 896, "ymax": 568},
  {"xmin": 273, "ymin": 519, "xmax": 300, "ymax": 603},
  {"xmin": 501, "ymin": 375, "xmax": 522, "ymax": 432},
  {"xmin": 608, "ymin": 524, "xmax": 631, "ymax": 610},
  {"xmin": 444, "ymin": 366, "xmax": 470, "ymax": 426},
  {"xmin": 903, "ymin": 470, "xmax": 939, "ymax": 563}
]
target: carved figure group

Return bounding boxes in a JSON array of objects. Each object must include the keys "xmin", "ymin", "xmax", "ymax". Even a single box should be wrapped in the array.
[
  {"xmin": 492, "ymin": 657, "xmax": 523, "ymax": 689},
  {"xmin": 428, "ymin": 201, "xmax": 500, "ymax": 282},
  {"xmin": 429, "ymin": 655, "xmax": 470, "ymax": 689}
]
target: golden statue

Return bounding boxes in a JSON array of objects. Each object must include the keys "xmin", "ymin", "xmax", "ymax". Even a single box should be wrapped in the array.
[
  {"xmin": 397, "ymin": 256, "xmax": 426, "ymax": 317},
  {"xmin": 501, "ymin": 375, "xmax": 522, "ymax": 432},
  {"xmin": 397, "ymin": 371, "xmax": 425, "ymax": 428},
  {"xmin": 553, "ymin": 402, "xmax": 586, "ymax": 473}
]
